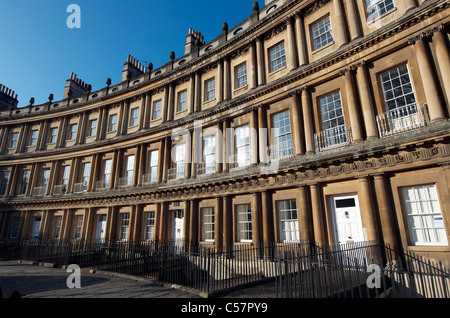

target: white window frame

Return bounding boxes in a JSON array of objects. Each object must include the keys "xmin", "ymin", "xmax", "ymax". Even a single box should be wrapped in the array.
[
  {"xmin": 149, "ymin": 150, "xmax": 159, "ymax": 183},
  {"xmin": 235, "ymin": 63, "xmax": 248, "ymax": 89},
  {"xmin": 144, "ymin": 211, "xmax": 155, "ymax": 241},
  {"xmin": 402, "ymin": 184, "xmax": 448, "ymax": 246},
  {"xmin": 82, "ymin": 162, "xmax": 91, "ymax": 187},
  {"xmin": 269, "ymin": 42, "xmax": 287, "ymax": 73},
  {"xmin": 174, "ymin": 143, "xmax": 186, "ymax": 179},
  {"xmin": 125, "ymin": 155, "xmax": 135, "ymax": 186},
  {"xmin": 202, "ymin": 135, "xmax": 216, "ymax": 174},
  {"xmin": 9, "ymin": 132, "xmax": 19, "ymax": 149},
  {"xmin": 177, "ymin": 90, "xmax": 188, "ymax": 112},
  {"xmin": 61, "ymin": 165, "xmax": 71, "ymax": 186},
  {"xmin": 18, "ymin": 169, "xmax": 30, "ymax": 195},
  {"xmin": 204, "ymin": 78, "xmax": 215, "ymax": 102},
  {"xmin": 366, "ymin": 0, "xmax": 395, "ymax": 22},
  {"xmin": 68, "ymin": 124, "xmax": 78, "ymax": 141},
  {"xmin": 152, "ymin": 100, "xmax": 162, "ymax": 120},
  {"xmin": 278, "ymin": 200, "xmax": 300, "ymax": 243},
  {"xmin": 311, "ymin": 15, "xmax": 333, "ymax": 51},
  {"xmin": 10, "ymin": 216, "xmax": 21, "ymax": 238},
  {"xmin": 108, "ymin": 114, "xmax": 118, "ymax": 132},
  {"xmin": 272, "ymin": 110, "xmax": 293, "ymax": 159},
  {"xmin": 29, "ymin": 130, "xmax": 38, "ymax": 146},
  {"xmin": 53, "ymin": 215, "xmax": 62, "ymax": 239},
  {"xmin": 88, "ymin": 119, "xmax": 97, "ymax": 137},
  {"xmin": 380, "ymin": 64, "xmax": 417, "ymax": 114},
  {"xmin": 119, "ymin": 213, "xmax": 130, "ymax": 241},
  {"xmin": 73, "ymin": 215, "xmax": 83, "ymax": 240},
  {"xmin": 103, "ymin": 159, "xmax": 112, "ymax": 188},
  {"xmin": 202, "ymin": 207, "xmax": 215, "ymax": 242},
  {"xmin": 49, "ymin": 127, "xmax": 58, "ymax": 144},
  {"xmin": 237, "ymin": 204, "xmax": 252, "ymax": 243},
  {"xmin": 234, "ymin": 125, "xmax": 250, "ymax": 168},
  {"xmin": 129, "ymin": 108, "xmax": 139, "ymax": 127}
]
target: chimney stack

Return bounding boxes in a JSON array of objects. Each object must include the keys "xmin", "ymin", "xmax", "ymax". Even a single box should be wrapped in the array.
[
  {"xmin": 122, "ymin": 55, "xmax": 147, "ymax": 82},
  {"xmin": 0, "ymin": 83, "xmax": 19, "ymax": 110},
  {"xmin": 185, "ymin": 28, "xmax": 205, "ymax": 55},
  {"xmin": 63, "ymin": 73, "xmax": 91, "ymax": 100}
]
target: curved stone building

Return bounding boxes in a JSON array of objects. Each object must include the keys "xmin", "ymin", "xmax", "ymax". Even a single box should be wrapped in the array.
[{"xmin": 1, "ymin": 0, "xmax": 450, "ymax": 266}]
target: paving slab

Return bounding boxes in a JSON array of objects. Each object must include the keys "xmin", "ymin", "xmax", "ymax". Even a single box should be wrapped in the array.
[{"xmin": 0, "ymin": 260, "xmax": 202, "ymax": 299}]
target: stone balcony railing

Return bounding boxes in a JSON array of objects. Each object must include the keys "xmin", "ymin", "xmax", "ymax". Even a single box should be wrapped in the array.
[
  {"xmin": 314, "ymin": 126, "xmax": 353, "ymax": 152},
  {"xmin": 376, "ymin": 103, "xmax": 429, "ymax": 138}
]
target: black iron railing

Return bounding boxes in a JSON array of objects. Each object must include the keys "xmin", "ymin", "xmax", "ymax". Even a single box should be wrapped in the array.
[{"xmin": 1, "ymin": 238, "xmax": 448, "ymax": 298}]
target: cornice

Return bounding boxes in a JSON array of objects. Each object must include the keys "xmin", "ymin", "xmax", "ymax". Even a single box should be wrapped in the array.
[{"xmin": 1, "ymin": 138, "xmax": 449, "ymax": 211}]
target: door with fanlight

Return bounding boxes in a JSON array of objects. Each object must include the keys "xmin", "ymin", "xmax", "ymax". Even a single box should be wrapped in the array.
[
  {"xmin": 95, "ymin": 215, "xmax": 107, "ymax": 242},
  {"xmin": 171, "ymin": 210, "xmax": 184, "ymax": 252}
]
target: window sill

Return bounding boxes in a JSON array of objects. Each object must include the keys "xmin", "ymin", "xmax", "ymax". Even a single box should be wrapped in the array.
[
  {"xmin": 175, "ymin": 109, "xmax": 188, "ymax": 115},
  {"xmin": 268, "ymin": 65, "xmax": 287, "ymax": 77},
  {"xmin": 312, "ymin": 41, "xmax": 335, "ymax": 55},
  {"xmin": 233, "ymin": 84, "xmax": 249, "ymax": 94},
  {"xmin": 203, "ymin": 98, "xmax": 216, "ymax": 105}
]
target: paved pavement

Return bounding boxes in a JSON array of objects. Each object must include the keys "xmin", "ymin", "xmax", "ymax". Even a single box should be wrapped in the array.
[{"xmin": 0, "ymin": 260, "xmax": 202, "ymax": 298}]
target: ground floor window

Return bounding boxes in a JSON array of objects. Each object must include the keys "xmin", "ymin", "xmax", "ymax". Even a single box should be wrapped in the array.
[
  {"xmin": 144, "ymin": 212, "xmax": 155, "ymax": 241},
  {"xmin": 73, "ymin": 215, "xmax": 83, "ymax": 240},
  {"xmin": 53, "ymin": 216, "xmax": 62, "ymax": 239},
  {"xmin": 119, "ymin": 213, "xmax": 130, "ymax": 241},
  {"xmin": 278, "ymin": 200, "xmax": 299, "ymax": 242},
  {"xmin": 9, "ymin": 216, "xmax": 20, "ymax": 238},
  {"xmin": 237, "ymin": 204, "xmax": 252, "ymax": 242},
  {"xmin": 202, "ymin": 207, "xmax": 214, "ymax": 242},
  {"xmin": 402, "ymin": 184, "xmax": 448, "ymax": 246}
]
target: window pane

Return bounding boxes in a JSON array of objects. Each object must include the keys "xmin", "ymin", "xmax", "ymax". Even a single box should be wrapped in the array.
[
  {"xmin": 402, "ymin": 184, "xmax": 448, "ymax": 246},
  {"xmin": 269, "ymin": 42, "xmax": 287, "ymax": 72},
  {"xmin": 312, "ymin": 16, "xmax": 333, "ymax": 50}
]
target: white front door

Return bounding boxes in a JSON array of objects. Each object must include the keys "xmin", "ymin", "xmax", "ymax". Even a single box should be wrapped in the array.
[
  {"xmin": 30, "ymin": 217, "xmax": 41, "ymax": 239},
  {"xmin": 331, "ymin": 195, "xmax": 365, "ymax": 244},
  {"xmin": 172, "ymin": 210, "xmax": 184, "ymax": 240},
  {"xmin": 171, "ymin": 210, "xmax": 184, "ymax": 251},
  {"xmin": 96, "ymin": 215, "xmax": 107, "ymax": 241}
]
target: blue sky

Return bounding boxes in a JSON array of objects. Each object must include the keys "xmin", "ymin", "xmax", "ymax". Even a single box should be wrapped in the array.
[{"xmin": 0, "ymin": 0, "xmax": 264, "ymax": 107}]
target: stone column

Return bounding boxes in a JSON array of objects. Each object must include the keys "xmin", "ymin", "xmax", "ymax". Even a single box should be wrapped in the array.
[
  {"xmin": 297, "ymin": 185, "xmax": 312, "ymax": 242},
  {"xmin": 355, "ymin": 62, "xmax": 378, "ymax": 139},
  {"xmin": 251, "ymin": 192, "xmax": 261, "ymax": 247},
  {"xmin": 333, "ymin": 0, "xmax": 348, "ymax": 47},
  {"xmin": 222, "ymin": 119, "xmax": 230, "ymax": 172},
  {"xmin": 191, "ymin": 122, "xmax": 202, "ymax": 178},
  {"xmin": 222, "ymin": 195, "xmax": 231, "ymax": 250},
  {"xmin": 432, "ymin": 25, "xmax": 450, "ymax": 106},
  {"xmin": 310, "ymin": 183, "xmax": 326, "ymax": 246},
  {"xmin": 183, "ymin": 201, "xmax": 190, "ymax": 246},
  {"xmin": 162, "ymin": 137, "xmax": 171, "ymax": 182},
  {"xmin": 256, "ymin": 36, "xmax": 266, "ymax": 86},
  {"xmin": 214, "ymin": 197, "xmax": 223, "ymax": 251},
  {"xmin": 373, "ymin": 174, "xmax": 399, "ymax": 255},
  {"xmin": 286, "ymin": 16, "xmax": 298, "ymax": 71},
  {"xmin": 167, "ymin": 83, "xmax": 175, "ymax": 121},
  {"xmin": 154, "ymin": 203, "xmax": 162, "ymax": 240},
  {"xmin": 157, "ymin": 139, "xmax": 165, "ymax": 183},
  {"xmin": 249, "ymin": 41, "xmax": 257, "ymax": 89},
  {"xmin": 344, "ymin": 0, "xmax": 361, "ymax": 41},
  {"xmin": 194, "ymin": 71, "xmax": 202, "ymax": 112},
  {"xmin": 138, "ymin": 94, "xmax": 146, "ymax": 130},
  {"xmin": 189, "ymin": 74, "xmax": 195, "ymax": 113},
  {"xmin": 250, "ymin": 108, "xmax": 258, "ymax": 165},
  {"xmin": 217, "ymin": 59, "xmax": 224, "ymax": 103},
  {"xmin": 295, "ymin": 13, "xmax": 308, "ymax": 66},
  {"xmin": 301, "ymin": 87, "xmax": 315, "ymax": 154},
  {"xmin": 185, "ymin": 130, "xmax": 192, "ymax": 179},
  {"xmin": 189, "ymin": 199, "xmax": 198, "ymax": 249},
  {"xmin": 358, "ymin": 176, "xmax": 379, "ymax": 242},
  {"xmin": 142, "ymin": 92, "xmax": 152, "ymax": 129},
  {"xmin": 261, "ymin": 190, "xmax": 272, "ymax": 245},
  {"xmin": 162, "ymin": 86, "xmax": 169, "ymax": 123},
  {"xmin": 290, "ymin": 92, "xmax": 304, "ymax": 155},
  {"xmin": 410, "ymin": 35, "xmax": 446, "ymax": 122},
  {"xmin": 216, "ymin": 122, "xmax": 223, "ymax": 173},
  {"xmin": 342, "ymin": 69, "xmax": 363, "ymax": 142},
  {"xmin": 224, "ymin": 56, "xmax": 231, "ymax": 101},
  {"xmin": 258, "ymin": 106, "xmax": 268, "ymax": 164}
]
